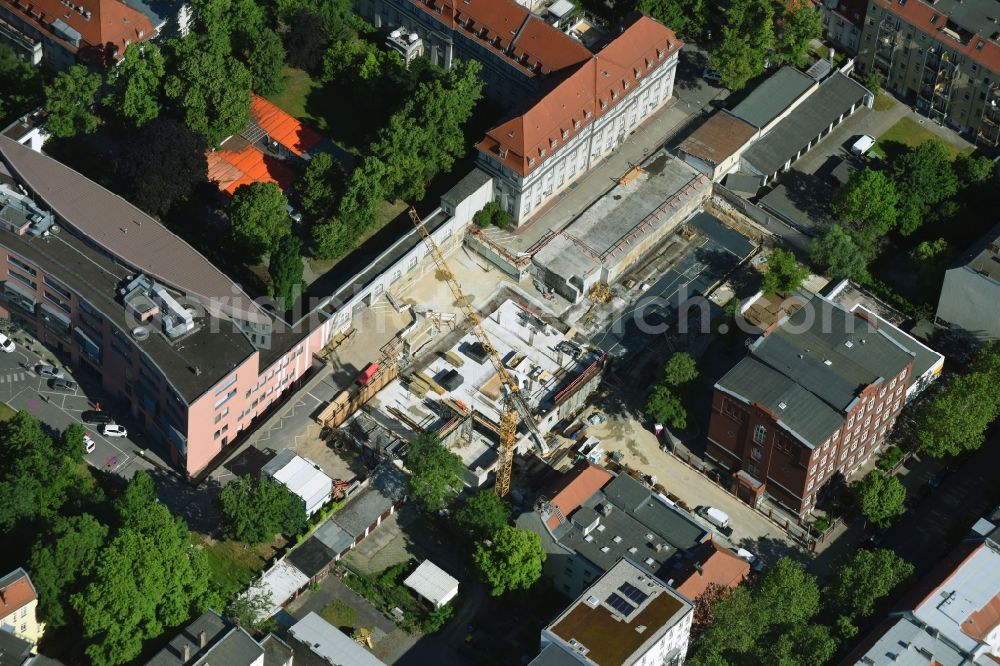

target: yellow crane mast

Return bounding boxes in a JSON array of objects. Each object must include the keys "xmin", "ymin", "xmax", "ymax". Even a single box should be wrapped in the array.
[{"xmin": 408, "ymin": 207, "xmax": 528, "ymax": 497}]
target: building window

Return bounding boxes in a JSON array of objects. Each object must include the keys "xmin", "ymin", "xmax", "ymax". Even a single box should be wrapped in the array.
[
  {"xmin": 751, "ymin": 446, "xmax": 763, "ymax": 460},
  {"xmin": 8, "ymin": 256, "xmax": 36, "ymax": 276},
  {"xmin": 753, "ymin": 425, "xmax": 766, "ymax": 444}
]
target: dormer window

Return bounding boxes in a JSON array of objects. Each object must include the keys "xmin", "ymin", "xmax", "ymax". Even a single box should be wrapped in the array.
[
  {"xmin": 562, "ymin": 129, "xmax": 569, "ymax": 139},
  {"xmin": 550, "ymin": 138, "xmax": 557, "ymax": 149},
  {"xmin": 634, "ymin": 68, "xmax": 641, "ymax": 78},
  {"xmin": 528, "ymin": 157, "xmax": 536, "ymax": 167},
  {"xmin": 584, "ymin": 110, "xmax": 592, "ymax": 119},
  {"xmin": 657, "ymin": 48, "xmax": 664, "ymax": 60},
  {"xmin": 498, "ymin": 147, "xmax": 508, "ymax": 159},
  {"xmin": 623, "ymin": 81, "xmax": 629, "ymax": 90},
  {"xmin": 611, "ymin": 89, "xmax": 618, "ymax": 100},
  {"xmin": 574, "ymin": 119, "xmax": 581, "ymax": 129},
  {"xmin": 507, "ymin": 130, "xmax": 515, "ymax": 138},
  {"xmin": 540, "ymin": 148, "xmax": 546, "ymax": 157},
  {"xmin": 600, "ymin": 99, "xmax": 607, "ymax": 109}
]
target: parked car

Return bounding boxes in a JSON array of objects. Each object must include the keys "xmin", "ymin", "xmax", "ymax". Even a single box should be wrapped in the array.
[
  {"xmin": 35, "ymin": 364, "xmax": 65, "ymax": 379},
  {"xmin": 102, "ymin": 424, "xmax": 127, "ymax": 438},
  {"xmin": 702, "ymin": 68, "xmax": 723, "ymax": 85},
  {"xmin": 0, "ymin": 333, "xmax": 15, "ymax": 353},
  {"xmin": 81, "ymin": 410, "xmax": 113, "ymax": 425},
  {"xmin": 698, "ymin": 506, "xmax": 732, "ymax": 530},
  {"xmin": 736, "ymin": 547, "xmax": 764, "ymax": 572},
  {"xmin": 929, "ymin": 466, "xmax": 956, "ymax": 489},
  {"xmin": 49, "ymin": 377, "xmax": 77, "ymax": 392},
  {"xmin": 850, "ymin": 134, "xmax": 876, "ymax": 156},
  {"xmin": 83, "ymin": 433, "xmax": 96, "ymax": 454}
]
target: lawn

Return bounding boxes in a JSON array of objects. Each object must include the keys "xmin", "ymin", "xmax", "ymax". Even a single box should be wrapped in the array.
[
  {"xmin": 872, "ymin": 117, "xmax": 973, "ymax": 161},
  {"xmin": 319, "ymin": 598, "xmax": 359, "ymax": 630},
  {"xmin": 192, "ymin": 533, "xmax": 284, "ymax": 600},
  {"xmin": 265, "ymin": 66, "xmax": 320, "ymax": 123},
  {"xmin": 872, "ymin": 91, "xmax": 896, "ymax": 112},
  {"xmin": 0, "ymin": 402, "xmax": 16, "ymax": 421}
]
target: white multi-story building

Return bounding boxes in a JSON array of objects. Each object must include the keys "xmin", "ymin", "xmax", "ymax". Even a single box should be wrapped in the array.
[
  {"xmin": 0, "ymin": 568, "xmax": 42, "ymax": 651},
  {"xmin": 477, "ymin": 15, "xmax": 681, "ymax": 225},
  {"xmin": 532, "ymin": 558, "xmax": 693, "ymax": 666}
]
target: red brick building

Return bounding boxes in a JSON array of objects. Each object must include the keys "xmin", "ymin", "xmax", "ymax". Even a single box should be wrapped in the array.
[{"xmin": 707, "ymin": 296, "xmax": 918, "ymax": 517}]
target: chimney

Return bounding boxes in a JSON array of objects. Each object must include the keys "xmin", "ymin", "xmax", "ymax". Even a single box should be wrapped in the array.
[
  {"xmin": 198, "ymin": 630, "xmax": 208, "ymax": 648},
  {"xmin": 181, "ymin": 644, "xmax": 191, "ymax": 662}
]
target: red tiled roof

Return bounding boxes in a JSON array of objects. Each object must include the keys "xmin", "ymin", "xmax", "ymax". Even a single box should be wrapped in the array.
[
  {"xmin": 0, "ymin": 570, "xmax": 36, "ymax": 618},
  {"xmin": 873, "ymin": 0, "xmax": 1000, "ymax": 74},
  {"xmin": 0, "ymin": 0, "xmax": 154, "ymax": 65},
  {"xmin": 207, "ymin": 140, "xmax": 297, "ymax": 196},
  {"xmin": 477, "ymin": 15, "xmax": 682, "ymax": 177},
  {"xmin": 250, "ymin": 95, "xmax": 321, "ymax": 157},
  {"xmin": 964, "ymin": 591, "xmax": 1000, "ymax": 642},
  {"xmin": 673, "ymin": 542, "xmax": 750, "ymax": 600},
  {"xmin": 411, "ymin": 0, "xmax": 590, "ymax": 77},
  {"xmin": 544, "ymin": 463, "xmax": 613, "ymax": 531}
]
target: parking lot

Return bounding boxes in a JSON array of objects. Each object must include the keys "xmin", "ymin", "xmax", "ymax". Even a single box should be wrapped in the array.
[{"xmin": 0, "ymin": 329, "xmax": 158, "ymax": 478}]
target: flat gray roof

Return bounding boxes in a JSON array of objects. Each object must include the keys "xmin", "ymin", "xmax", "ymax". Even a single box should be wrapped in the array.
[
  {"xmin": 729, "ymin": 67, "xmax": 815, "ymax": 128},
  {"xmin": 743, "ymin": 72, "xmax": 870, "ymax": 177}
]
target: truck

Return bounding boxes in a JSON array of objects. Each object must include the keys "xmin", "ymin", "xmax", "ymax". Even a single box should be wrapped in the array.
[{"xmin": 700, "ymin": 506, "xmax": 731, "ymax": 530}]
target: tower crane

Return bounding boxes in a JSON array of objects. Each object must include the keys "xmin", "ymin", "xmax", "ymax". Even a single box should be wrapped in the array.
[{"xmin": 408, "ymin": 207, "xmax": 540, "ymax": 497}]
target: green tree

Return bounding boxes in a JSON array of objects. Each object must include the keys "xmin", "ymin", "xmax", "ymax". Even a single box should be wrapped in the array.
[
  {"xmin": 165, "ymin": 36, "xmax": 252, "ymax": 146},
  {"xmin": 708, "ymin": 0, "xmax": 775, "ymax": 90},
  {"xmin": 423, "ymin": 603, "xmax": 454, "ymax": 633},
  {"xmin": 73, "ymin": 508, "xmax": 211, "ymax": 666},
  {"xmin": 763, "ymin": 622, "xmax": 838, "ymax": 666},
  {"xmin": 916, "ymin": 366, "xmax": 1000, "ymax": 457},
  {"xmin": 456, "ymin": 490, "xmax": 511, "ymax": 540},
  {"xmin": 311, "ymin": 217, "xmax": 358, "ymax": 260},
  {"xmin": 228, "ymin": 182, "xmax": 291, "ymax": 261},
  {"xmin": 0, "ymin": 44, "xmax": 43, "ymax": 122},
  {"xmin": 268, "ymin": 233, "xmax": 305, "ymax": 308},
  {"xmin": 663, "ymin": 352, "xmax": 698, "ymax": 386},
  {"xmin": 647, "ymin": 385, "xmax": 688, "ymax": 429},
  {"xmin": 29, "ymin": 513, "xmax": 108, "ymax": 628},
  {"xmin": 774, "ymin": 1, "xmax": 823, "ymax": 67},
  {"xmin": 297, "ymin": 151, "xmax": 345, "ymax": 219},
  {"xmin": 116, "ymin": 117, "xmax": 208, "ymax": 218},
  {"xmin": 105, "ymin": 42, "xmax": 165, "ymax": 127},
  {"xmin": 60, "ymin": 422, "xmax": 88, "ymax": 459},
  {"xmin": 241, "ymin": 28, "xmax": 286, "ymax": 96},
  {"xmin": 891, "ymin": 140, "xmax": 958, "ymax": 235},
  {"xmin": 851, "ymin": 471, "xmax": 906, "ymax": 528},
  {"xmin": 824, "ymin": 548, "xmax": 913, "ymax": 619},
  {"xmin": 472, "ymin": 201, "xmax": 513, "ymax": 230},
  {"xmin": 640, "ymin": 0, "xmax": 706, "ymax": 39},
  {"xmin": 762, "ymin": 248, "xmax": 809, "ymax": 295},
  {"xmin": 810, "ymin": 224, "xmax": 869, "ymax": 281},
  {"xmin": 404, "ymin": 434, "xmax": 464, "ymax": 512},
  {"xmin": 954, "ymin": 153, "xmax": 994, "ymax": 185},
  {"xmin": 43, "ymin": 65, "xmax": 102, "ymax": 138},
  {"xmin": 218, "ymin": 475, "xmax": 307, "ymax": 544},
  {"xmin": 909, "ymin": 238, "xmax": 953, "ymax": 295},
  {"xmin": 831, "ymin": 168, "xmax": 900, "ymax": 246},
  {"xmin": 225, "ymin": 586, "xmax": 275, "ymax": 633},
  {"xmin": 473, "ymin": 525, "xmax": 545, "ymax": 596}
]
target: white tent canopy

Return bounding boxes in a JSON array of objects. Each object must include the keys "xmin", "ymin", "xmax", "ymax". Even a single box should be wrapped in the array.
[
  {"xmin": 404, "ymin": 560, "xmax": 459, "ymax": 608},
  {"xmin": 261, "ymin": 449, "xmax": 332, "ymax": 516}
]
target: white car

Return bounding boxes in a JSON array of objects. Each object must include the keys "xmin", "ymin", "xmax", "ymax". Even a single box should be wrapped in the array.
[
  {"xmin": 102, "ymin": 424, "xmax": 128, "ymax": 438},
  {"xmin": 83, "ymin": 433, "xmax": 96, "ymax": 454},
  {"xmin": 0, "ymin": 333, "xmax": 14, "ymax": 353},
  {"xmin": 851, "ymin": 134, "xmax": 876, "ymax": 156}
]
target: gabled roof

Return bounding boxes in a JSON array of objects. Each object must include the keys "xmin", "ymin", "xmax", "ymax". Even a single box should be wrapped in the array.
[
  {"xmin": 477, "ymin": 15, "xmax": 681, "ymax": 177},
  {"xmin": 672, "ymin": 541, "xmax": 750, "ymax": 599},
  {"xmin": 249, "ymin": 95, "xmax": 321, "ymax": 157},
  {"xmin": 545, "ymin": 462, "xmax": 614, "ymax": 530},
  {"xmin": 0, "ymin": 0, "xmax": 154, "ymax": 65},
  {"xmin": 207, "ymin": 138, "xmax": 298, "ymax": 196},
  {"xmin": 0, "ymin": 568, "xmax": 36, "ymax": 618}
]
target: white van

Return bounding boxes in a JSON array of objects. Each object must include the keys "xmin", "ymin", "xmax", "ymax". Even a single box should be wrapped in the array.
[
  {"xmin": 700, "ymin": 506, "xmax": 731, "ymax": 530},
  {"xmin": 851, "ymin": 135, "xmax": 876, "ymax": 156}
]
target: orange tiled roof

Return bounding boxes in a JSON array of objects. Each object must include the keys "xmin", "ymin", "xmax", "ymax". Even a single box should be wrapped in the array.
[
  {"xmin": 673, "ymin": 541, "xmax": 750, "ymax": 600},
  {"xmin": 412, "ymin": 0, "xmax": 590, "ymax": 77},
  {"xmin": 0, "ymin": 0, "xmax": 153, "ymax": 65},
  {"xmin": 250, "ymin": 95, "xmax": 321, "ymax": 157},
  {"xmin": 477, "ymin": 15, "xmax": 682, "ymax": 177},
  {"xmin": 544, "ymin": 463, "xmax": 613, "ymax": 531},
  {"xmin": 0, "ymin": 569, "xmax": 37, "ymax": 618},
  {"xmin": 872, "ymin": 0, "xmax": 1000, "ymax": 74},
  {"xmin": 207, "ymin": 141, "xmax": 297, "ymax": 196}
]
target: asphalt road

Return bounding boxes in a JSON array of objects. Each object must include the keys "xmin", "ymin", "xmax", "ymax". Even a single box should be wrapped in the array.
[{"xmin": 0, "ymin": 330, "xmax": 157, "ymax": 478}]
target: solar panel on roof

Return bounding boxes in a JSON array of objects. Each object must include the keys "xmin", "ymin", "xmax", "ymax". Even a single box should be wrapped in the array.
[
  {"xmin": 618, "ymin": 581, "xmax": 649, "ymax": 605},
  {"xmin": 606, "ymin": 592, "xmax": 636, "ymax": 616}
]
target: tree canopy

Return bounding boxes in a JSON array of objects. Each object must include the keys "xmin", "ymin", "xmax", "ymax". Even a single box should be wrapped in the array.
[
  {"xmin": 762, "ymin": 248, "xmax": 809, "ymax": 295},
  {"xmin": 916, "ymin": 343, "xmax": 1000, "ymax": 457},
  {"xmin": 472, "ymin": 525, "xmax": 545, "ymax": 596},
  {"xmin": 708, "ymin": 0, "xmax": 775, "ymax": 90},
  {"xmin": 810, "ymin": 224, "xmax": 869, "ymax": 281},
  {"xmin": 647, "ymin": 385, "xmax": 688, "ymax": 430},
  {"xmin": 831, "ymin": 168, "xmax": 900, "ymax": 247},
  {"xmin": 640, "ymin": 0, "xmax": 706, "ymax": 39},
  {"xmin": 473, "ymin": 201, "xmax": 513, "ymax": 230},
  {"xmin": 268, "ymin": 233, "xmax": 305, "ymax": 308},
  {"xmin": 44, "ymin": 65, "xmax": 102, "ymax": 138},
  {"xmin": 824, "ymin": 548, "xmax": 913, "ymax": 619},
  {"xmin": 116, "ymin": 116, "xmax": 208, "ymax": 218},
  {"xmin": 851, "ymin": 471, "xmax": 906, "ymax": 529},
  {"xmin": 105, "ymin": 43, "xmax": 165, "ymax": 127},
  {"xmin": 456, "ymin": 491, "xmax": 511, "ymax": 540},
  {"xmin": 29, "ymin": 513, "xmax": 108, "ymax": 628},
  {"xmin": 218, "ymin": 475, "xmax": 307, "ymax": 544},
  {"xmin": 890, "ymin": 140, "xmax": 958, "ymax": 235},
  {"xmin": 228, "ymin": 182, "xmax": 291, "ymax": 261},
  {"xmin": 241, "ymin": 28, "xmax": 286, "ymax": 96},
  {"xmin": 404, "ymin": 434, "xmax": 464, "ymax": 512},
  {"xmin": 297, "ymin": 151, "xmax": 346, "ymax": 219},
  {"xmin": 774, "ymin": 1, "xmax": 823, "ymax": 67},
  {"xmin": 662, "ymin": 352, "xmax": 698, "ymax": 386},
  {"xmin": 0, "ymin": 43, "xmax": 43, "ymax": 123},
  {"xmin": 954, "ymin": 153, "xmax": 994, "ymax": 185}
]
